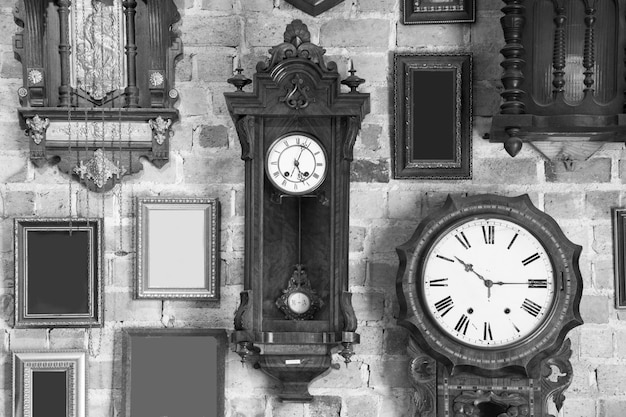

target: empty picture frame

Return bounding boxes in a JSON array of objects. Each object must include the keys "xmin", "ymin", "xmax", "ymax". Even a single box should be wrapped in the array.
[
  {"xmin": 14, "ymin": 218, "xmax": 102, "ymax": 328},
  {"xmin": 614, "ymin": 208, "xmax": 626, "ymax": 308},
  {"xmin": 402, "ymin": 0, "xmax": 475, "ymax": 24},
  {"xmin": 122, "ymin": 329, "xmax": 226, "ymax": 417},
  {"xmin": 13, "ymin": 350, "xmax": 86, "ymax": 417},
  {"xmin": 393, "ymin": 53, "xmax": 472, "ymax": 179},
  {"xmin": 136, "ymin": 198, "xmax": 219, "ymax": 299}
]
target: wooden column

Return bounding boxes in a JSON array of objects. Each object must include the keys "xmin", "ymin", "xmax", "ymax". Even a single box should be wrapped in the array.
[{"xmin": 123, "ymin": 0, "xmax": 139, "ymax": 108}]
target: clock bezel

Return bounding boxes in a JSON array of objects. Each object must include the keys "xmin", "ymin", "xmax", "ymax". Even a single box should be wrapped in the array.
[
  {"xmin": 264, "ymin": 132, "xmax": 328, "ymax": 196},
  {"xmin": 396, "ymin": 194, "xmax": 583, "ymax": 377},
  {"xmin": 420, "ymin": 214, "xmax": 558, "ymax": 350}
]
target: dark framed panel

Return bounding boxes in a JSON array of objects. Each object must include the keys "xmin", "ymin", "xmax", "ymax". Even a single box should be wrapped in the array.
[
  {"xmin": 402, "ymin": 0, "xmax": 475, "ymax": 24},
  {"xmin": 13, "ymin": 350, "xmax": 86, "ymax": 417},
  {"xmin": 122, "ymin": 328, "xmax": 227, "ymax": 417},
  {"xmin": 136, "ymin": 198, "xmax": 220, "ymax": 300},
  {"xmin": 14, "ymin": 218, "xmax": 103, "ymax": 328},
  {"xmin": 613, "ymin": 208, "xmax": 626, "ymax": 308},
  {"xmin": 393, "ymin": 53, "xmax": 472, "ymax": 179}
]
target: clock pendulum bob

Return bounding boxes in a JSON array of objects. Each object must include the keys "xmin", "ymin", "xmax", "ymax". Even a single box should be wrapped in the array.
[{"xmin": 397, "ymin": 194, "xmax": 583, "ymax": 417}]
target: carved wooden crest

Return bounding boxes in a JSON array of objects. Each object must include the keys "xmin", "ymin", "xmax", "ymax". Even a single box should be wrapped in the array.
[{"xmin": 285, "ymin": 0, "xmax": 344, "ymax": 16}]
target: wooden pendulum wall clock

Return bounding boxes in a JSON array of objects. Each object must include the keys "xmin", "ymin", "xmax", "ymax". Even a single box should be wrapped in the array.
[
  {"xmin": 224, "ymin": 20, "xmax": 370, "ymax": 402},
  {"xmin": 396, "ymin": 194, "xmax": 583, "ymax": 417}
]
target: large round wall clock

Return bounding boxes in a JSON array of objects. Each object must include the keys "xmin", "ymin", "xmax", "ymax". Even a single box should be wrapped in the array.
[
  {"xmin": 397, "ymin": 194, "xmax": 583, "ymax": 377},
  {"xmin": 265, "ymin": 132, "xmax": 327, "ymax": 195}
]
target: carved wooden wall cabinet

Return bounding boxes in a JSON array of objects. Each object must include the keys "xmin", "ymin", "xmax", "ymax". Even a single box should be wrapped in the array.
[
  {"xmin": 396, "ymin": 194, "xmax": 583, "ymax": 416},
  {"xmin": 224, "ymin": 20, "xmax": 369, "ymax": 402},
  {"xmin": 13, "ymin": 0, "xmax": 181, "ymax": 191},
  {"xmin": 490, "ymin": 0, "xmax": 626, "ymax": 166}
]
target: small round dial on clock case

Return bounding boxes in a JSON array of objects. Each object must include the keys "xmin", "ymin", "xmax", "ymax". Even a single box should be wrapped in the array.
[
  {"xmin": 422, "ymin": 216, "xmax": 556, "ymax": 348},
  {"xmin": 265, "ymin": 133, "xmax": 327, "ymax": 195},
  {"xmin": 287, "ymin": 291, "xmax": 312, "ymax": 315}
]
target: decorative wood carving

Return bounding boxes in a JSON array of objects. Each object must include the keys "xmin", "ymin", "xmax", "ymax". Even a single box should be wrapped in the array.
[
  {"xmin": 490, "ymin": 0, "xmax": 626, "ymax": 162},
  {"xmin": 225, "ymin": 19, "xmax": 369, "ymax": 402},
  {"xmin": 284, "ymin": 0, "xmax": 344, "ymax": 16},
  {"xmin": 13, "ymin": 0, "xmax": 182, "ymax": 191}
]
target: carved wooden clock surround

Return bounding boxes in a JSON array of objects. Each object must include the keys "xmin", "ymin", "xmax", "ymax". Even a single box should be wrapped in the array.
[
  {"xmin": 224, "ymin": 20, "xmax": 369, "ymax": 402},
  {"xmin": 396, "ymin": 194, "xmax": 583, "ymax": 417}
]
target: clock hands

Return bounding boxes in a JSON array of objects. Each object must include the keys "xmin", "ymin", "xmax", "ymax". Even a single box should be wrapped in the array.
[{"xmin": 454, "ymin": 256, "xmax": 494, "ymax": 299}]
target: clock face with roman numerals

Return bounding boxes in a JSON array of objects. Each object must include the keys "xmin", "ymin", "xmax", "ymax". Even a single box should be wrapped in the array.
[
  {"xmin": 265, "ymin": 133, "xmax": 327, "ymax": 196},
  {"xmin": 422, "ymin": 216, "xmax": 556, "ymax": 348}
]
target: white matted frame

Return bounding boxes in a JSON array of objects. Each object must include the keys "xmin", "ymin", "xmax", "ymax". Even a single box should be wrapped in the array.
[
  {"xmin": 13, "ymin": 350, "xmax": 86, "ymax": 417},
  {"xmin": 136, "ymin": 198, "xmax": 219, "ymax": 299}
]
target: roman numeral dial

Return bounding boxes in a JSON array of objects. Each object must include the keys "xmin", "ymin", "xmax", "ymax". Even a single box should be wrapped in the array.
[
  {"xmin": 265, "ymin": 133, "xmax": 327, "ymax": 196},
  {"xmin": 422, "ymin": 217, "xmax": 555, "ymax": 348}
]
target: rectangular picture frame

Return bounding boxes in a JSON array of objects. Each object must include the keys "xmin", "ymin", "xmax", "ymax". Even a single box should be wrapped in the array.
[
  {"xmin": 136, "ymin": 198, "xmax": 219, "ymax": 300},
  {"xmin": 613, "ymin": 208, "xmax": 626, "ymax": 308},
  {"xmin": 14, "ymin": 218, "xmax": 102, "ymax": 328},
  {"xmin": 122, "ymin": 328, "xmax": 226, "ymax": 417},
  {"xmin": 393, "ymin": 53, "xmax": 472, "ymax": 179},
  {"xmin": 402, "ymin": 0, "xmax": 475, "ymax": 24},
  {"xmin": 13, "ymin": 350, "xmax": 86, "ymax": 417}
]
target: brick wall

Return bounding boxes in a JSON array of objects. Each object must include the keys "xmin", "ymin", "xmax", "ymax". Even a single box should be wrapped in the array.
[{"xmin": 0, "ymin": 0, "xmax": 622, "ymax": 416}]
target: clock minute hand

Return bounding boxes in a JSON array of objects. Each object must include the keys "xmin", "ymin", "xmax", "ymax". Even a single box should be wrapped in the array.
[
  {"xmin": 492, "ymin": 281, "xmax": 528, "ymax": 285},
  {"xmin": 454, "ymin": 256, "xmax": 487, "ymax": 283}
]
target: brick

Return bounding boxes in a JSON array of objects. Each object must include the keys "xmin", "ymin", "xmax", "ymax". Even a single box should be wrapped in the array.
[
  {"xmin": 544, "ymin": 193, "xmax": 585, "ymax": 220},
  {"xmin": 561, "ymin": 398, "xmax": 597, "ymax": 417},
  {"xmin": 1, "ymin": 51, "xmax": 21, "ymax": 79},
  {"xmin": 196, "ymin": 50, "xmax": 234, "ymax": 82},
  {"xmin": 599, "ymin": 399, "xmax": 626, "ymax": 417},
  {"xmin": 211, "ymin": 83, "xmax": 233, "ymax": 116},
  {"xmin": 351, "ymin": 189, "xmax": 386, "ymax": 219},
  {"xmin": 345, "ymin": 394, "xmax": 379, "ymax": 417},
  {"xmin": 358, "ymin": 0, "xmax": 395, "ymax": 12},
  {"xmin": 0, "ymin": 154, "xmax": 27, "ymax": 184},
  {"xmin": 197, "ymin": 124, "xmax": 229, "ymax": 148},
  {"xmin": 579, "ymin": 328, "xmax": 612, "ymax": 358},
  {"xmin": 351, "ymin": 159, "xmax": 390, "ymax": 183},
  {"xmin": 586, "ymin": 191, "xmax": 620, "ymax": 220},
  {"xmin": 359, "ymin": 124, "xmax": 383, "ymax": 152},
  {"xmin": 308, "ymin": 396, "xmax": 341, "ymax": 416},
  {"xmin": 241, "ymin": 0, "xmax": 276, "ymax": 12},
  {"xmin": 321, "ymin": 20, "xmax": 390, "ymax": 48},
  {"xmin": 546, "ymin": 158, "xmax": 611, "ymax": 183},
  {"xmin": 580, "ymin": 295, "xmax": 609, "ymax": 324},
  {"xmin": 0, "ymin": 10, "xmax": 16, "ymax": 46},
  {"xmin": 0, "ymin": 219, "xmax": 12, "ymax": 254},
  {"xmin": 349, "ymin": 259, "xmax": 367, "ymax": 287},
  {"xmin": 592, "ymin": 259, "xmax": 614, "ymax": 291},
  {"xmin": 370, "ymin": 225, "xmax": 415, "ymax": 256},
  {"xmin": 48, "ymin": 328, "xmax": 86, "ymax": 350},
  {"xmin": 177, "ymin": 85, "xmax": 209, "ymax": 117},
  {"xmin": 4, "ymin": 190, "xmax": 35, "ymax": 217},
  {"xmin": 347, "ymin": 54, "xmax": 389, "ymax": 84},
  {"xmin": 173, "ymin": 0, "xmax": 193, "ymax": 8},
  {"xmin": 175, "ymin": 54, "xmax": 193, "ymax": 82},
  {"xmin": 88, "ymin": 360, "xmax": 115, "ymax": 390},
  {"xmin": 369, "ymin": 358, "xmax": 412, "ymax": 388},
  {"xmin": 355, "ymin": 326, "xmax": 383, "ymax": 355},
  {"xmin": 352, "ymin": 292, "xmax": 384, "ymax": 321},
  {"xmin": 473, "ymin": 158, "xmax": 538, "ymax": 184},
  {"xmin": 181, "ymin": 16, "xmax": 241, "ymax": 47},
  {"xmin": 397, "ymin": 23, "xmax": 469, "ymax": 48},
  {"xmin": 349, "ymin": 226, "xmax": 366, "ymax": 252},
  {"xmin": 0, "ymin": 361, "xmax": 8, "ymax": 391},
  {"xmin": 182, "ymin": 152, "xmax": 244, "ymax": 184},
  {"xmin": 201, "ymin": 0, "xmax": 235, "ymax": 11},
  {"xmin": 35, "ymin": 190, "xmax": 70, "ymax": 217},
  {"xmin": 245, "ymin": 17, "xmax": 303, "ymax": 48},
  {"xmin": 369, "ymin": 86, "xmax": 391, "ymax": 116},
  {"xmin": 613, "ymin": 329, "xmax": 626, "ymax": 359},
  {"xmin": 223, "ymin": 256, "xmax": 244, "ymax": 285},
  {"xmin": 229, "ymin": 396, "xmax": 265, "ymax": 417},
  {"xmin": 271, "ymin": 401, "xmax": 306, "ymax": 417},
  {"xmin": 596, "ymin": 364, "xmax": 626, "ymax": 396},
  {"xmin": 310, "ymin": 360, "xmax": 365, "ymax": 390},
  {"xmin": 384, "ymin": 326, "xmax": 409, "ymax": 356},
  {"xmin": 474, "ymin": 80, "xmax": 503, "ymax": 117},
  {"xmin": 368, "ymin": 262, "xmax": 396, "ymax": 288},
  {"xmin": 592, "ymin": 224, "xmax": 612, "ymax": 255},
  {"xmin": 388, "ymin": 191, "xmax": 449, "ymax": 221},
  {"xmin": 104, "ymin": 291, "xmax": 162, "ymax": 322},
  {"xmin": 226, "ymin": 356, "xmax": 279, "ymax": 390}
]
